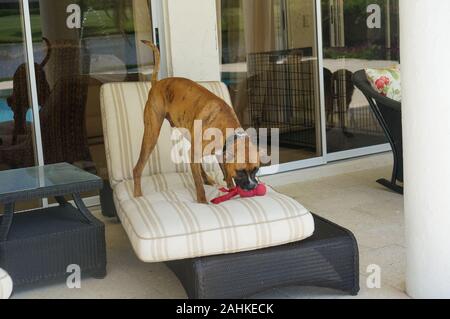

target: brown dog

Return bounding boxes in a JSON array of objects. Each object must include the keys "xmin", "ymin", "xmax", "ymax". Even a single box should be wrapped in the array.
[{"xmin": 133, "ymin": 41, "xmax": 260, "ymax": 204}]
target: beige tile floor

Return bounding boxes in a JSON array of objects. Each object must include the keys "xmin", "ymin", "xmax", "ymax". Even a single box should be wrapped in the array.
[{"xmin": 11, "ymin": 154, "xmax": 409, "ymax": 299}]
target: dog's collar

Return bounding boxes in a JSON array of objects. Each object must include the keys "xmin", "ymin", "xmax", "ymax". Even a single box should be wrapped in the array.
[{"xmin": 223, "ymin": 128, "xmax": 248, "ymax": 155}]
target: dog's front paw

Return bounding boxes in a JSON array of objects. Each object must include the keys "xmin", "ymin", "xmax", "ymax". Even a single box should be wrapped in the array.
[
  {"xmin": 134, "ymin": 188, "xmax": 143, "ymax": 198},
  {"xmin": 197, "ymin": 197, "xmax": 208, "ymax": 205}
]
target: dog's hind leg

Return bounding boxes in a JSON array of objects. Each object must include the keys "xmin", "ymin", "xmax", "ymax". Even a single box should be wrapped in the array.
[
  {"xmin": 191, "ymin": 162, "xmax": 208, "ymax": 204},
  {"xmin": 190, "ymin": 142, "xmax": 207, "ymax": 203},
  {"xmin": 133, "ymin": 96, "xmax": 165, "ymax": 197}
]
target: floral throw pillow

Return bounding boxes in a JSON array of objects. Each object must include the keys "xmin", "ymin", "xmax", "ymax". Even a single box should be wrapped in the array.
[{"xmin": 365, "ymin": 66, "xmax": 401, "ymax": 102}]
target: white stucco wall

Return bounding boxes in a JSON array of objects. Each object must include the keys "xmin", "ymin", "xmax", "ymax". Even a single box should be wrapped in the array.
[
  {"xmin": 400, "ymin": 0, "xmax": 450, "ymax": 298},
  {"xmin": 164, "ymin": 0, "xmax": 220, "ymax": 81}
]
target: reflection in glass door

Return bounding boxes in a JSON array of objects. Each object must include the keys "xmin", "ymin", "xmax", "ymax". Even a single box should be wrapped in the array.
[
  {"xmin": 0, "ymin": 0, "xmax": 41, "ymax": 211},
  {"xmin": 27, "ymin": 0, "xmax": 158, "ymax": 202},
  {"xmin": 219, "ymin": 0, "xmax": 401, "ymax": 171},
  {"xmin": 219, "ymin": 0, "xmax": 323, "ymax": 168},
  {"xmin": 322, "ymin": 0, "xmax": 400, "ymax": 155},
  {"xmin": 0, "ymin": 1, "xmax": 38, "ymax": 171}
]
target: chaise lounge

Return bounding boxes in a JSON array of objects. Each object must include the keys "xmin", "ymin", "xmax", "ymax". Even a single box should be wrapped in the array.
[{"xmin": 100, "ymin": 81, "xmax": 360, "ymax": 299}]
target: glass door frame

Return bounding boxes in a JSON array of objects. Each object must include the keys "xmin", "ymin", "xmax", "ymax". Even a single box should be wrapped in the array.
[
  {"xmin": 151, "ymin": 0, "xmax": 168, "ymax": 79},
  {"xmin": 19, "ymin": 0, "xmax": 47, "ymax": 207},
  {"xmin": 20, "ymin": 0, "xmax": 44, "ymax": 168},
  {"xmin": 317, "ymin": 0, "xmax": 391, "ymax": 164},
  {"xmin": 257, "ymin": 0, "xmax": 326, "ymax": 176},
  {"xmin": 259, "ymin": 0, "xmax": 328, "ymax": 176},
  {"xmin": 260, "ymin": 0, "xmax": 391, "ymax": 176}
]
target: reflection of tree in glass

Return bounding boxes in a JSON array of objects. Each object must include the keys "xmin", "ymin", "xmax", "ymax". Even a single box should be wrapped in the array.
[
  {"xmin": 78, "ymin": 0, "xmax": 134, "ymax": 42},
  {"xmin": 0, "ymin": 1, "xmax": 135, "ymax": 44},
  {"xmin": 321, "ymin": 0, "xmax": 400, "ymax": 61}
]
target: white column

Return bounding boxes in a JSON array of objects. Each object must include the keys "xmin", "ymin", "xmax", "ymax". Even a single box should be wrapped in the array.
[
  {"xmin": 163, "ymin": 0, "xmax": 220, "ymax": 81},
  {"xmin": 401, "ymin": 0, "xmax": 450, "ymax": 298}
]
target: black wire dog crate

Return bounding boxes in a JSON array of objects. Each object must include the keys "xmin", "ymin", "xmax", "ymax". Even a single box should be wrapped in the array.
[{"xmin": 247, "ymin": 48, "xmax": 318, "ymax": 149}]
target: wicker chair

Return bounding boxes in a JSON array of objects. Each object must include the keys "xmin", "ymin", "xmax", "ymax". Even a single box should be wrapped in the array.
[
  {"xmin": 353, "ymin": 70, "xmax": 403, "ymax": 194},
  {"xmin": 334, "ymin": 69, "xmax": 355, "ymax": 135},
  {"xmin": 324, "ymin": 68, "xmax": 334, "ymax": 125}
]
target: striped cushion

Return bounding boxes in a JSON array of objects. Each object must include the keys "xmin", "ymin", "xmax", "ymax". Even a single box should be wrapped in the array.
[
  {"xmin": 0, "ymin": 268, "xmax": 12, "ymax": 299},
  {"xmin": 100, "ymin": 81, "xmax": 315, "ymax": 262},
  {"xmin": 114, "ymin": 171, "xmax": 225, "ymax": 203},
  {"xmin": 114, "ymin": 173, "xmax": 315, "ymax": 262}
]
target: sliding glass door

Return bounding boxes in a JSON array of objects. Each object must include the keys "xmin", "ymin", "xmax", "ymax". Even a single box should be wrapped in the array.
[
  {"xmin": 322, "ymin": 0, "xmax": 400, "ymax": 157},
  {"xmin": 0, "ymin": 0, "xmax": 41, "ymax": 211},
  {"xmin": 29, "ymin": 0, "xmax": 156, "ymax": 183},
  {"xmin": 0, "ymin": 0, "xmax": 161, "ymax": 207},
  {"xmin": 3, "ymin": 0, "xmax": 401, "ymax": 192},
  {"xmin": 219, "ymin": 0, "xmax": 400, "ymax": 171},
  {"xmin": 219, "ymin": 0, "xmax": 324, "ymax": 170}
]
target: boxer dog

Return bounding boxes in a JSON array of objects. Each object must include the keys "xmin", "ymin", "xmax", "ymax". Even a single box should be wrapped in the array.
[{"xmin": 133, "ymin": 41, "xmax": 260, "ymax": 204}]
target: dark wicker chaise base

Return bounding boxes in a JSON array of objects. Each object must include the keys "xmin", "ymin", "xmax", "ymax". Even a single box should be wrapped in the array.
[
  {"xmin": 167, "ymin": 214, "xmax": 359, "ymax": 299},
  {"xmin": 0, "ymin": 205, "xmax": 106, "ymax": 287}
]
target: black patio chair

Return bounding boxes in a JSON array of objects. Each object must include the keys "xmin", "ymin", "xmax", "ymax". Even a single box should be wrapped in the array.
[{"xmin": 352, "ymin": 70, "xmax": 403, "ymax": 194}]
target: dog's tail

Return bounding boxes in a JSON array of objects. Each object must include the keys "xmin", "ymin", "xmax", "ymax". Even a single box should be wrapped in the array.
[
  {"xmin": 40, "ymin": 37, "xmax": 52, "ymax": 68},
  {"xmin": 141, "ymin": 40, "xmax": 160, "ymax": 87}
]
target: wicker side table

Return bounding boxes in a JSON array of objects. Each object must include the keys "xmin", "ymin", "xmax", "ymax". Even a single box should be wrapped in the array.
[{"xmin": 0, "ymin": 163, "xmax": 106, "ymax": 288}]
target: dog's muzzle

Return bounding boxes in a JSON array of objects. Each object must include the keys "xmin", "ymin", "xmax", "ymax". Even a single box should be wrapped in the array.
[{"xmin": 234, "ymin": 174, "xmax": 258, "ymax": 191}]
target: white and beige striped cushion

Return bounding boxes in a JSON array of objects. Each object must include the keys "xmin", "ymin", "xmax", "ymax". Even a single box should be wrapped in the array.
[
  {"xmin": 113, "ymin": 173, "xmax": 314, "ymax": 262},
  {"xmin": 100, "ymin": 81, "xmax": 315, "ymax": 262},
  {"xmin": 0, "ymin": 268, "xmax": 13, "ymax": 299}
]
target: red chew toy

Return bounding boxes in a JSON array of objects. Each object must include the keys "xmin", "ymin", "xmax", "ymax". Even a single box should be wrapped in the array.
[{"xmin": 211, "ymin": 184, "xmax": 267, "ymax": 205}]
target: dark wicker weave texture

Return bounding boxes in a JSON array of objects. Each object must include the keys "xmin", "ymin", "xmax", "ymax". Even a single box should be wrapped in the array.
[
  {"xmin": 0, "ymin": 205, "xmax": 106, "ymax": 287},
  {"xmin": 0, "ymin": 164, "xmax": 106, "ymax": 288},
  {"xmin": 167, "ymin": 214, "xmax": 359, "ymax": 299}
]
